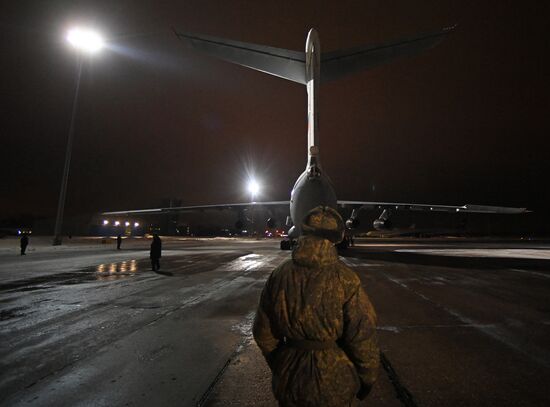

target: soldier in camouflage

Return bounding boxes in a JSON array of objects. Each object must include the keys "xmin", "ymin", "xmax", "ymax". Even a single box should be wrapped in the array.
[{"xmin": 253, "ymin": 206, "xmax": 379, "ymax": 407}]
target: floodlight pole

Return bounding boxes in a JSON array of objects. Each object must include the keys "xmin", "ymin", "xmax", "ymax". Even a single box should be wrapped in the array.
[
  {"xmin": 250, "ymin": 191, "xmax": 257, "ymax": 236},
  {"xmin": 53, "ymin": 55, "xmax": 83, "ymax": 245}
]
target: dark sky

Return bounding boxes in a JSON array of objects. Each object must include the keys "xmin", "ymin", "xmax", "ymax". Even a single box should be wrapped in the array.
[{"xmin": 2, "ymin": 0, "xmax": 549, "ymax": 219}]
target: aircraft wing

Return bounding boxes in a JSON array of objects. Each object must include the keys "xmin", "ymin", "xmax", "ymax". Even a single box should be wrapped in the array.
[
  {"xmin": 102, "ymin": 201, "xmax": 290, "ymax": 216},
  {"xmin": 337, "ymin": 201, "xmax": 529, "ymax": 214}
]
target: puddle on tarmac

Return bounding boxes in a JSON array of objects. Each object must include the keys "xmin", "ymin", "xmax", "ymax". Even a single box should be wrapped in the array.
[
  {"xmin": 0, "ymin": 259, "xmax": 143, "ymax": 293},
  {"xmin": 233, "ymin": 254, "xmax": 264, "ymax": 272},
  {"xmin": 0, "ymin": 306, "xmax": 30, "ymax": 321}
]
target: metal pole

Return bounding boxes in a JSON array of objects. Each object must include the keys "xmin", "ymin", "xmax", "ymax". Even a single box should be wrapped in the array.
[
  {"xmin": 251, "ymin": 193, "xmax": 255, "ymax": 236},
  {"xmin": 53, "ymin": 56, "xmax": 83, "ymax": 245}
]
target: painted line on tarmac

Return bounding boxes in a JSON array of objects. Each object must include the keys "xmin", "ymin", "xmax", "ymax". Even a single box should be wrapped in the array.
[
  {"xmin": 509, "ymin": 269, "xmax": 550, "ymax": 279},
  {"xmin": 378, "ymin": 323, "xmax": 497, "ymax": 333},
  {"xmin": 340, "ymin": 257, "xmax": 381, "ymax": 268},
  {"xmin": 383, "ymin": 274, "xmax": 550, "ymax": 369}
]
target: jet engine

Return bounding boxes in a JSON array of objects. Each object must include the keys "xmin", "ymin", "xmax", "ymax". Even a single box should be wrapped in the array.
[
  {"xmin": 373, "ymin": 218, "xmax": 392, "ymax": 230},
  {"xmin": 345, "ymin": 218, "xmax": 360, "ymax": 229},
  {"xmin": 373, "ymin": 209, "xmax": 392, "ymax": 230},
  {"xmin": 345, "ymin": 209, "xmax": 360, "ymax": 229}
]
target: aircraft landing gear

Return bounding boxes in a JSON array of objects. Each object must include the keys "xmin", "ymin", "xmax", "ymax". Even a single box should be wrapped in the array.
[
  {"xmin": 280, "ymin": 240, "xmax": 293, "ymax": 250},
  {"xmin": 336, "ymin": 236, "xmax": 350, "ymax": 251}
]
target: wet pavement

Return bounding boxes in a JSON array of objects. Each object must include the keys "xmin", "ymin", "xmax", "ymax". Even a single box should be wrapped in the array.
[
  {"xmin": 1, "ymin": 237, "xmax": 549, "ymax": 406},
  {"xmin": 0, "ymin": 237, "xmax": 283, "ymax": 406}
]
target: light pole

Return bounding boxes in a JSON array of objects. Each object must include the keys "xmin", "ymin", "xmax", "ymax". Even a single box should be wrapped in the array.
[
  {"xmin": 247, "ymin": 179, "xmax": 260, "ymax": 236},
  {"xmin": 53, "ymin": 28, "xmax": 104, "ymax": 245}
]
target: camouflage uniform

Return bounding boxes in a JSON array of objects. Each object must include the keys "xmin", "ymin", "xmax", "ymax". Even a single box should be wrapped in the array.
[{"xmin": 253, "ymin": 207, "xmax": 379, "ymax": 407}]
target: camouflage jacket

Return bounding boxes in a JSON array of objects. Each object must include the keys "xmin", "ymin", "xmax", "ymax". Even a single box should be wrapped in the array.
[{"xmin": 253, "ymin": 235, "xmax": 379, "ymax": 407}]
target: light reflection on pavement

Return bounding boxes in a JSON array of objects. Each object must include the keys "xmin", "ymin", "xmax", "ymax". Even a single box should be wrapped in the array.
[
  {"xmin": 396, "ymin": 248, "xmax": 550, "ymax": 259},
  {"xmin": 95, "ymin": 259, "xmax": 138, "ymax": 281}
]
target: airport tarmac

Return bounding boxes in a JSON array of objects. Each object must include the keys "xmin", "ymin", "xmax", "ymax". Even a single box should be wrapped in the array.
[{"xmin": 0, "ymin": 236, "xmax": 549, "ymax": 406}]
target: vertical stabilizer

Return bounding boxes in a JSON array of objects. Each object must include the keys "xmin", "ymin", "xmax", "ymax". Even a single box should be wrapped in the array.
[{"xmin": 305, "ymin": 29, "xmax": 321, "ymax": 169}]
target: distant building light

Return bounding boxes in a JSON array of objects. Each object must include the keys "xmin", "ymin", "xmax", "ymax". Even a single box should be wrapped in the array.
[
  {"xmin": 134, "ymin": 222, "xmax": 140, "ymax": 227},
  {"xmin": 18, "ymin": 230, "xmax": 21, "ymax": 235},
  {"xmin": 125, "ymin": 221, "xmax": 130, "ymax": 227},
  {"xmin": 103, "ymin": 220, "xmax": 109, "ymax": 225},
  {"xmin": 114, "ymin": 221, "xmax": 120, "ymax": 226}
]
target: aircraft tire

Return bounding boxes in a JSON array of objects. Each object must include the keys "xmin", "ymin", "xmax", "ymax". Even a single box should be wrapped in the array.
[
  {"xmin": 280, "ymin": 240, "xmax": 292, "ymax": 250},
  {"xmin": 336, "ymin": 237, "xmax": 349, "ymax": 251}
]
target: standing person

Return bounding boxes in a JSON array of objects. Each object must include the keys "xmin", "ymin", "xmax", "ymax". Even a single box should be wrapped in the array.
[
  {"xmin": 20, "ymin": 234, "xmax": 29, "ymax": 255},
  {"xmin": 253, "ymin": 206, "xmax": 379, "ymax": 407},
  {"xmin": 150, "ymin": 234, "xmax": 162, "ymax": 271},
  {"xmin": 116, "ymin": 234, "xmax": 122, "ymax": 250}
]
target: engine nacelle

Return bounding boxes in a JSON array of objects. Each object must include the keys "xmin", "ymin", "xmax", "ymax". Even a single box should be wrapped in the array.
[
  {"xmin": 345, "ymin": 218, "xmax": 360, "ymax": 229},
  {"xmin": 373, "ymin": 219, "xmax": 392, "ymax": 230}
]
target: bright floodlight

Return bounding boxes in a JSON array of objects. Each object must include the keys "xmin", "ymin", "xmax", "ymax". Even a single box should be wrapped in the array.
[
  {"xmin": 66, "ymin": 27, "xmax": 104, "ymax": 53},
  {"xmin": 103, "ymin": 219, "xmax": 109, "ymax": 225},
  {"xmin": 114, "ymin": 221, "xmax": 120, "ymax": 226},
  {"xmin": 248, "ymin": 179, "xmax": 260, "ymax": 196},
  {"xmin": 125, "ymin": 221, "xmax": 130, "ymax": 227},
  {"xmin": 134, "ymin": 222, "xmax": 140, "ymax": 227}
]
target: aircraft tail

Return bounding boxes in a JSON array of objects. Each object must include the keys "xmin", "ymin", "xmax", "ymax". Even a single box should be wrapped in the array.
[{"xmin": 174, "ymin": 26, "xmax": 455, "ymax": 84}]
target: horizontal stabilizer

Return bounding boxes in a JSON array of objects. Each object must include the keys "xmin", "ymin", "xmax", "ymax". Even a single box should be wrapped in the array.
[
  {"xmin": 174, "ymin": 30, "xmax": 307, "ymax": 84},
  {"xmin": 321, "ymin": 26, "xmax": 455, "ymax": 82}
]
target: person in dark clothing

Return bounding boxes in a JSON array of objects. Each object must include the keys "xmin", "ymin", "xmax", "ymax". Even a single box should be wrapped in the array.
[
  {"xmin": 116, "ymin": 234, "xmax": 122, "ymax": 250},
  {"xmin": 150, "ymin": 234, "xmax": 162, "ymax": 271},
  {"xmin": 20, "ymin": 234, "xmax": 29, "ymax": 255},
  {"xmin": 253, "ymin": 206, "xmax": 379, "ymax": 407}
]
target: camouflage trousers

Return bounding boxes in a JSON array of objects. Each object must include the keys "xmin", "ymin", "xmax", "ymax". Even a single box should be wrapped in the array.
[{"xmin": 278, "ymin": 399, "xmax": 358, "ymax": 407}]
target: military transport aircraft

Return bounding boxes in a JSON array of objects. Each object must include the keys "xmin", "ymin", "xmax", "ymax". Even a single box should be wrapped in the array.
[{"xmin": 103, "ymin": 27, "xmax": 527, "ymax": 249}]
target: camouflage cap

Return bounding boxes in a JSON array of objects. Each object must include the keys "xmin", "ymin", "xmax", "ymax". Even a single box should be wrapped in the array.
[{"xmin": 301, "ymin": 206, "xmax": 344, "ymax": 243}]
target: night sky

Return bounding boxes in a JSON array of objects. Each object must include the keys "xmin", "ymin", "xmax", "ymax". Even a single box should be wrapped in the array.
[{"xmin": 2, "ymin": 1, "xmax": 549, "ymax": 222}]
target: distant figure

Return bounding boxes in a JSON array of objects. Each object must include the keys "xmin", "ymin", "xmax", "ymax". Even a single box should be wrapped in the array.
[
  {"xmin": 150, "ymin": 234, "xmax": 162, "ymax": 271},
  {"xmin": 253, "ymin": 206, "xmax": 379, "ymax": 407},
  {"xmin": 116, "ymin": 234, "xmax": 122, "ymax": 250},
  {"xmin": 20, "ymin": 234, "xmax": 29, "ymax": 256}
]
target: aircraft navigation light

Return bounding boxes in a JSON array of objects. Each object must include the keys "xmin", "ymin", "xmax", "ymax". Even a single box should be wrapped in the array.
[
  {"xmin": 66, "ymin": 27, "xmax": 104, "ymax": 53},
  {"xmin": 134, "ymin": 222, "xmax": 140, "ymax": 227},
  {"xmin": 125, "ymin": 221, "xmax": 130, "ymax": 227},
  {"xmin": 103, "ymin": 220, "xmax": 109, "ymax": 225},
  {"xmin": 114, "ymin": 221, "xmax": 120, "ymax": 226}
]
